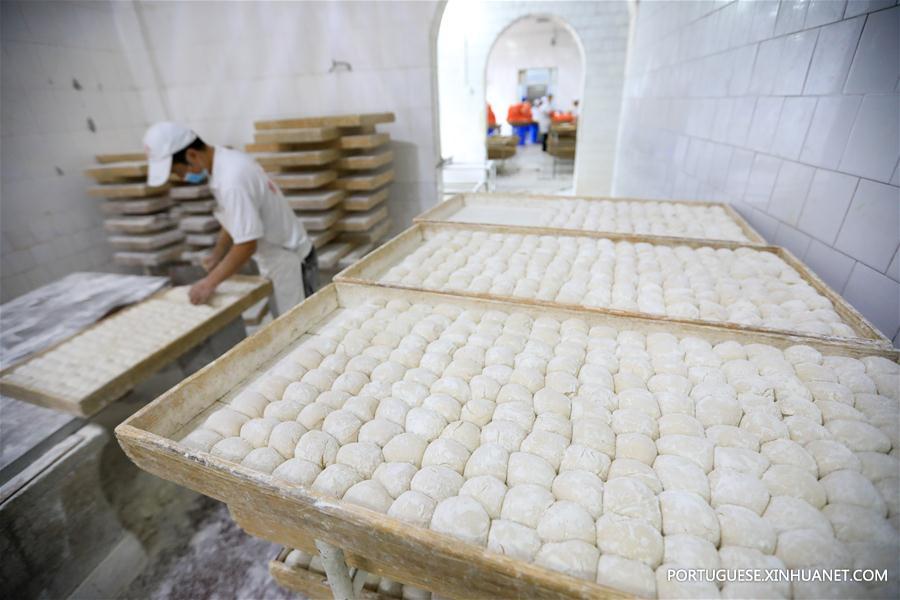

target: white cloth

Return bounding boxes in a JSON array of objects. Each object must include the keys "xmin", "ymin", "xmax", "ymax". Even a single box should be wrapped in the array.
[
  {"xmin": 209, "ymin": 145, "xmax": 311, "ymax": 314},
  {"xmin": 536, "ymin": 104, "xmax": 552, "ymax": 134}
]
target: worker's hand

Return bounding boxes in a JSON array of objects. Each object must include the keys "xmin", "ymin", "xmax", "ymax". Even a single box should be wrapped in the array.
[
  {"xmin": 200, "ymin": 253, "xmax": 220, "ymax": 273},
  {"xmin": 189, "ymin": 277, "xmax": 217, "ymax": 305}
]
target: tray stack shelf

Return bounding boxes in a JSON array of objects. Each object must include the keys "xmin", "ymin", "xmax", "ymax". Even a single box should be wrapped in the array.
[
  {"xmin": 169, "ymin": 184, "xmax": 220, "ymax": 266},
  {"xmin": 85, "ymin": 153, "xmax": 184, "ymax": 269},
  {"xmin": 250, "ymin": 113, "xmax": 395, "ymax": 272},
  {"xmin": 115, "ymin": 188, "xmax": 898, "ymax": 600},
  {"xmin": 547, "ymin": 122, "xmax": 576, "ymax": 160}
]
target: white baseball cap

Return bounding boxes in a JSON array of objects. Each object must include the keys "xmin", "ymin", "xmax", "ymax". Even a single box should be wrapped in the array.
[{"xmin": 142, "ymin": 122, "xmax": 198, "ymax": 186}]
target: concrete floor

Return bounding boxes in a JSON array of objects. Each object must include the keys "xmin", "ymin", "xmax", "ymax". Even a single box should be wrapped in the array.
[{"xmin": 492, "ymin": 142, "xmax": 574, "ymax": 194}]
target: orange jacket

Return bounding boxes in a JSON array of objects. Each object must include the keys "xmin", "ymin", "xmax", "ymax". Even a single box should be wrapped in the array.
[{"xmin": 487, "ymin": 104, "xmax": 497, "ymax": 127}]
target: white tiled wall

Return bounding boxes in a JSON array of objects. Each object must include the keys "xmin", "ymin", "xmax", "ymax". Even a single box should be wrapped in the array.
[
  {"xmin": 1, "ymin": 0, "xmax": 150, "ymax": 302},
  {"xmin": 123, "ymin": 0, "xmax": 442, "ymax": 238},
  {"xmin": 613, "ymin": 0, "xmax": 900, "ymax": 345},
  {"xmin": 438, "ymin": 0, "xmax": 631, "ymax": 194}
]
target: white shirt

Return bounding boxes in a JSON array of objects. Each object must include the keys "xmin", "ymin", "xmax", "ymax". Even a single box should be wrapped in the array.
[
  {"xmin": 536, "ymin": 103, "xmax": 553, "ymax": 134},
  {"xmin": 209, "ymin": 146, "xmax": 311, "ymax": 259}
]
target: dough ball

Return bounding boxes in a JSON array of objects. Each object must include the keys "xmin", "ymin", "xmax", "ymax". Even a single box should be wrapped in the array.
[
  {"xmin": 559, "ymin": 444, "xmax": 611, "ymax": 479},
  {"xmin": 302, "ymin": 367, "xmax": 338, "ymax": 392},
  {"xmin": 497, "ymin": 383, "xmax": 533, "ymax": 405},
  {"xmin": 823, "ymin": 503, "xmax": 897, "ymax": 545},
  {"xmin": 431, "ymin": 376, "xmax": 471, "ymax": 403},
  {"xmin": 336, "ymin": 442, "xmax": 384, "ymax": 478},
  {"xmin": 595, "ymin": 555, "xmax": 656, "ymax": 599},
  {"xmin": 763, "ymin": 495, "xmax": 832, "ymax": 536},
  {"xmin": 603, "ymin": 477, "xmax": 661, "ymax": 529},
  {"xmin": 658, "ymin": 414, "xmax": 705, "ymax": 438},
  {"xmin": 272, "ymin": 458, "xmax": 321, "ymax": 486},
  {"xmin": 358, "ymin": 418, "xmax": 403, "ymax": 448},
  {"xmin": 470, "ymin": 374, "xmax": 501, "ymax": 402},
  {"xmin": 373, "ymin": 461, "xmax": 417, "ymax": 499},
  {"xmin": 507, "ymin": 452, "xmax": 555, "ymax": 489},
  {"xmin": 533, "ymin": 388, "xmax": 571, "ymax": 417},
  {"xmin": 717, "ymin": 504, "xmax": 776, "ymax": 554},
  {"xmin": 656, "ymin": 434, "xmax": 714, "ymax": 473},
  {"xmin": 776, "ymin": 528, "xmax": 852, "ymax": 570},
  {"xmin": 761, "ymin": 439, "xmax": 817, "ymax": 478},
  {"xmin": 459, "ymin": 475, "xmax": 507, "ymax": 518},
  {"xmin": 181, "ymin": 428, "xmax": 222, "ymax": 452},
  {"xmin": 709, "ymin": 468, "xmax": 770, "ymax": 515},
  {"xmin": 492, "ymin": 402, "xmax": 535, "ymax": 431},
  {"xmin": 500, "ymin": 483, "xmax": 555, "ymax": 528},
  {"xmin": 740, "ymin": 412, "xmax": 789, "ymax": 444},
  {"xmin": 370, "ymin": 361, "xmax": 406, "ymax": 385},
  {"xmin": 382, "ymin": 433, "xmax": 428, "ymax": 466},
  {"xmin": 820, "ymin": 470, "xmax": 887, "ymax": 515},
  {"xmin": 459, "ymin": 399, "xmax": 496, "ymax": 427},
  {"xmin": 520, "ymin": 430, "xmax": 568, "ymax": 470},
  {"xmin": 464, "ymin": 443, "xmax": 509, "ymax": 482},
  {"xmin": 607, "ymin": 458, "xmax": 663, "ymax": 494},
  {"xmin": 595, "ymin": 513, "xmax": 664, "ymax": 568},
  {"xmin": 615, "ymin": 432, "xmax": 658, "ymax": 465},
  {"xmin": 659, "ymin": 491, "xmax": 720, "ymax": 545},
  {"xmin": 572, "ymin": 418, "xmax": 615, "ymax": 456},
  {"xmin": 321, "ymin": 409, "xmax": 362, "ymax": 445},
  {"xmin": 388, "ymin": 490, "xmax": 436, "ymax": 528},
  {"xmin": 714, "ymin": 446, "xmax": 770, "ymax": 479},
  {"xmin": 312, "ymin": 464, "xmax": 362, "ymax": 498},
  {"xmin": 422, "ymin": 438, "xmax": 470, "ymax": 474},
  {"xmin": 654, "ymin": 454, "xmax": 710, "ymax": 501},
  {"xmin": 344, "ymin": 480, "xmax": 393, "ymax": 513},
  {"xmin": 440, "ymin": 420, "xmax": 481, "ymax": 453},
  {"xmin": 480, "ymin": 420, "xmax": 527, "ymax": 453},
  {"xmin": 252, "ymin": 374, "xmax": 292, "ymax": 402},
  {"xmin": 376, "ymin": 397, "xmax": 410, "ymax": 426},
  {"xmin": 294, "ymin": 430, "xmax": 339, "ymax": 467},
  {"xmin": 826, "ymin": 419, "xmax": 891, "ymax": 453},
  {"xmin": 332, "ymin": 371, "xmax": 369, "ymax": 395},
  {"xmin": 297, "ymin": 402, "xmax": 333, "ymax": 430},
  {"xmin": 430, "ymin": 496, "xmax": 490, "ymax": 546},
  {"xmin": 707, "ymin": 425, "xmax": 761, "ymax": 451},
  {"xmin": 856, "ymin": 451, "xmax": 897, "ymax": 482},
  {"xmin": 269, "ymin": 421, "xmax": 308, "ymax": 458},
  {"xmin": 537, "ymin": 500, "xmax": 595, "ymax": 544},
  {"xmin": 342, "ymin": 395, "xmax": 379, "ymax": 423},
  {"xmin": 487, "ymin": 519, "xmax": 541, "ymax": 562},
  {"xmin": 204, "ymin": 408, "xmax": 250, "ymax": 438},
  {"xmin": 762, "ymin": 465, "xmax": 826, "ymax": 509},
  {"xmin": 406, "ymin": 407, "xmax": 448, "ymax": 442},
  {"xmin": 655, "ymin": 563, "xmax": 720, "ymax": 599},
  {"xmin": 229, "ymin": 390, "xmax": 270, "ymax": 418},
  {"xmin": 618, "ymin": 388, "xmax": 662, "ymax": 419},
  {"xmin": 410, "ymin": 465, "xmax": 464, "ymax": 502},
  {"xmin": 210, "ymin": 436, "xmax": 253, "ymax": 462},
  {"xmin": 240, "ymin": 417, "xmax": 279, "ymax": 448},
  {"xmin": 288, "ymin": 347, "xmax": 323, "ymax": 370},
  {"xmin": 664, "ymin": 534, "xmax": 720, "ymax": 570},
  {"xmin": 392, "ymin": 381, "xmax": 429, "ymax": 408},
  {"xmin": 534, "ymin": 540, "xmax": 599, "ymax": 581}
]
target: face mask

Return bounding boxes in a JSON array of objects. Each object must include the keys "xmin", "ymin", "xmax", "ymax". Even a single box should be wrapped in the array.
[{"xmin": 184, "ymin": 169, "xmax": 208, "ymax": 184}]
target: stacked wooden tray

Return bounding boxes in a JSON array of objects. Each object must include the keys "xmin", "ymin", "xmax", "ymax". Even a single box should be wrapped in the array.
[
  {"xmin": 547, "ymin": 122, "xmax": 576, "ymax": 160},
  {"xmin": 250, "ymin": 113, "xmax": 396, "ymax": 271},
  {"xmin": 487, "ymin": 135, "xmax": 517, "ymax": 160},
  {"xmin": 86, "ymin": 153, "xmax": 184, "ymax": 268},
  {"xmin": 169, "ymin": 184, "xmax": 220, "ymax": 265}
]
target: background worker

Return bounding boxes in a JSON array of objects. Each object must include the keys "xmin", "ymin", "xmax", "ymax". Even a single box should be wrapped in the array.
[{"xmin": 143, "ymin": 122, "xmax": 318, "ymax": 316}]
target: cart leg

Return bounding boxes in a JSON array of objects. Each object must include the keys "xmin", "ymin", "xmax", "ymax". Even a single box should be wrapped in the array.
[{"xmin": 315, "ymin": 540, "xmax": 355, "ymax": 600}]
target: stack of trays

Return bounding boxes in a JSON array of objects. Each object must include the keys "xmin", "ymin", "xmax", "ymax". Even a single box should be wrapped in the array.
[
  {"xmin": 548, "ymin": 122, "xmax": 576, "ymax": 160},
  {"xmin": 487, "ymin": 135, "xmax": 517, "ymax": 160},
  {"xmin": 85, "ymin": 153, "xmax": 184, "ymax": 268},
  {"xmin": 170, "ymin": 184, "xmax": 220, "ymax": 265},
  {"xmin": 249, "ymin": 113, "xmax": 395, "ymax": 271}
]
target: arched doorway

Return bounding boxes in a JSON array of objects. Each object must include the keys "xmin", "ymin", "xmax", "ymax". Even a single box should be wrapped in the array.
[{"xmin": 434, "ymin": 0, "xmax": 630, "ymax": 196}]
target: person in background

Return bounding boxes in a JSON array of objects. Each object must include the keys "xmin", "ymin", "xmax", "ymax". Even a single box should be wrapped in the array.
[
  {"xmin": 487, "ymin": 102, "xmax": 498, "ymax": 135},
  {"xmin": 535, "ymin": 97, "xmax": 552, "ymax": 152},
  {"xmin": 142, "ymin": 122, "xmax": 318, "ymax": 317},
  {"xmin": 572, "ymin": 99, "xmax": 580, "ymax": 121}
]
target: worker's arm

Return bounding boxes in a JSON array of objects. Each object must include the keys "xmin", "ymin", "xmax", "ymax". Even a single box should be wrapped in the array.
[
  {"xmin": 189, "ymin": 239, "xmax": 257, "ymax": 304},
  {"xmin": 201, "ymin": 229, "xmax": 233, "ymax": 273}
]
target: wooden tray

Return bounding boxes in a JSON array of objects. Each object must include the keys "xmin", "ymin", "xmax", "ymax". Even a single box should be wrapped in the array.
[
  {"xmin": 415, "ymin": 193, "xmax": 765, "ymax": 246},
  {"xmin": 95, "ymin": 152, "xmax": 145, "ymax": 164},
  {"xmin": 317, "ymin": 242, "xmax": 355, "ymax": 270},
  {"xmin": 254, "ymin": 128, "xmax": 341, "ymax": 145},
  {"xmin": 255, "ymin": 112, "xmax": 395, "ymax": 130},
  {"xmin": 253, "ymin": 149, "xmax": 340, "ymax": 170},
  {"xmin": 286, "ymin": 190, "xmax": 347, "ymax": 211},
  {"xmin": 311, "ymin": 229, "xmax": 338, "ymax": 250},
  {"xmin": 89, "ymin": 182, "xmax": 169, "ymax": 199},
  {"xmin": 337, "ymin": 242, "xmax": 375, "ymax": 271},
  {"xmin": 179, "ymin": 216, "xmax": 220, "ymax": 233},
  {"xmin": 114, "ymin": 244, "xmax": 186, "ymax": 267},
  {"xmin": 273, "ymin": 171, "xmax": 338, "ymax": 190},
  {"xmin": 170, "ymin": 185, "xmax": 212, "ymax": 200},
  {"xmin": 101, "ymin": 197, "xmax": 173, "ymax": 215},
  {"xmin": 186, "ymin": 233, "xmax": 218, "ymax": 247},
  {"xmin": 114, "ymin": 281, "xmax": 896, "ymax": 600},
  {"xmin": 104, "ymin": 214, "xmax": 175, "ymax": 234},
  {"xmin": 84, "ymin": 161, "xmax": 147, "ymax": 183},
  {"xmin": 295, "ymin": 208, "xmax": 344, "ymax": 232},
  {"xmin": 0, "ymin": 276, "xmax": 270, "ymax": 417},
  {"xmin": 344, "ymin": 187, "xmax": 389, "ymax": 212},
  {"xmin": 338, "ymin": 150, "xmax": 394, "ymax": 171},
  {"xmin": 332, "ymin": 168, "xmax": 394, "ymax": 192},
  {"xmin": 335, "ymin": 206, "xmax": 389, "ymax": 232},
  {"xmin": 109, "ymin": 229, "xmax": 186, "ymax": 251},
  {"xmin": 179, "ymin": 199, "xmax": 217, "ymax": 214},
  {"xmin": 339, "ymin": 218, "xmax": 390, "ymax": 245},
  {"xmin": 339, "ymin": 133, "xmax": 390, "ymax": 151},
  {"xmin": 335, "ymin": 222, "xmax": 891, "ymax": 350}
]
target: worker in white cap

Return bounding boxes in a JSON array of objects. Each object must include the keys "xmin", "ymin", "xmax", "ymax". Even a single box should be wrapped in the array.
[{"xmin": 143, "ymin": 122, "xmax": 317, "ymax": 316}]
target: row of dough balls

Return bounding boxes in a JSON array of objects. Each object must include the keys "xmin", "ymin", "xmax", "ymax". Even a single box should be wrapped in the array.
[
  {"xmin": 4, "ymin": 296, "xmax": 218, "ymax": 399},
  {"xmin": 513, "ymin": 199, "xmax": 750, "ymax": 242},
  {"xmin": 179, "ymin": 299, "xmax": 899, "ymax": 597},
  {"xmin": 380, "ymin": 231, "xmax": 855, "ymax": 338}
]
